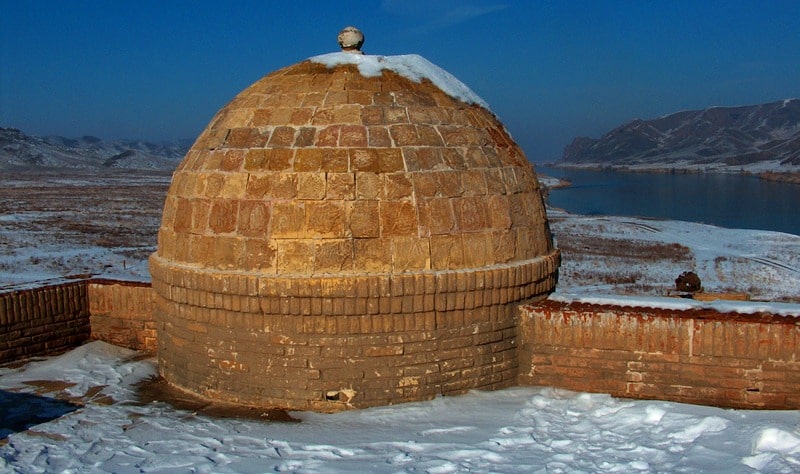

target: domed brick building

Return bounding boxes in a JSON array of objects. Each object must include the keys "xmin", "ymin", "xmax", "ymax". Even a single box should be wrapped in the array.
[{"xmin": 150, "ymin": 28, "xmax": 560, "ymax": 411}]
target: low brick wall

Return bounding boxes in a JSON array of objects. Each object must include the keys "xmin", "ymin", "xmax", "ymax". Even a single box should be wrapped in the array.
[
  {"xmin": 0, "ymin": 281, "xmax": 90, "ymax": 363},
  {"xmin": 0, "ymin": 279, "xmax": 157, "ymax": 363},
  {"xmin": 88, "ymin": 280, "xmax": 157, "ymax": 353},
  {"xmin": 518, "ymin": 299, "xmax": 800, "ymax": 409},
  {"xmin": 5, "ymin": 278, "xmax": 800, "ymax": 411}
]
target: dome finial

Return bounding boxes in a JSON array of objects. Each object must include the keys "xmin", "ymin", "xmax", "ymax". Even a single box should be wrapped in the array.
[{"xmin": 338, "ymin": 26, "xmax": 364, "ymax": 54}]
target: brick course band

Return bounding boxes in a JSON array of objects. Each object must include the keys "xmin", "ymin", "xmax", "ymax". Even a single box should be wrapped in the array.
[{"xmin": 150, "ymin": 251, "xmax": 559, "ymax": 411}]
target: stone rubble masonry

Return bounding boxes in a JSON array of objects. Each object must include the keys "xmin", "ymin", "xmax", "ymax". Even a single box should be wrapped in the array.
[
  {"xmin": 150, "ymin": 252, "xmax": 561, "ymax": 412},
  {"xmin": 518, "ymin": 299, "xmax": 800, "ymax": 410},
  {"xmin": 0, "ymin": 280, "xmax": 90, "ymax": 363},
  {"xmin": 88, "ymin": 279, "xmax": 157, "ymax": 353}
]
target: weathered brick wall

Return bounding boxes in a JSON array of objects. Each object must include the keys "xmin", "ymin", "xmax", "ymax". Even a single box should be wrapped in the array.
[
  {"xmin": 519, "ymin": 300, "xmax": 800, "ymax": 409},
  {"xmin": 88, "ymin": 280, "xmax": 157, "ymax": 353},
  {"xmin": 0, "ymin": 281, "xmax": 90, "ymax": 363},
  {"xmin": 151, "ymin": 253, "xmax": 560, "ymax": 412},
  {"xmin": 8, "ymin": 277, "xmax": 799, "ymax": 412}
]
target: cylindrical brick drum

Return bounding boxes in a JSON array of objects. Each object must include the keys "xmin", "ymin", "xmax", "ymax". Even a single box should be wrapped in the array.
[{"xmin": 150, "ymin": 37, "xmax": 559, "ymax": 411}]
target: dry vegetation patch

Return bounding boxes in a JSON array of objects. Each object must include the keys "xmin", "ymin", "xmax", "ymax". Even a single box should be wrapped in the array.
[
  {"xmin": 0, "ymin": 168, "xmax": 171, "ymax": 283},
  {"xmin": 0, "ymin": 169, "xmax": 169, "ymax": 249},
  {"xmin": 558, "ymin": 235, "xmax": 691, "ymax": 262}
]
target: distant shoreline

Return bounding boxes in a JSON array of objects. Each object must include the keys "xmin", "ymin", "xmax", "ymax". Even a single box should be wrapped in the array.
[
  {"xmin": 535, "ymin": 174, "xmax": 571, "ymax": 200},
  {"xmin": 542, "ymin": 163, "xmax": 800, "ymax": 185},
  {"xmin": 758, "ymin": 172, "xmax": 800, "ymax": 184}
]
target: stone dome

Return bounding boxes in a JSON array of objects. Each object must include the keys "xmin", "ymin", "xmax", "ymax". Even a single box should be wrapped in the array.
[
  {"xmin": 156, "ymin": 60, "xmax": 555, "ymax": 274},
  {"xmin": 150, "ymin": 33, "xmax": 560, "ymax": 412}
]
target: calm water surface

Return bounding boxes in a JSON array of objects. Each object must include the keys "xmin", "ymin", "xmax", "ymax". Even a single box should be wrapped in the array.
[{"xmin": 536, "ymin": 165, "xmax": 800, "ymax": 236}]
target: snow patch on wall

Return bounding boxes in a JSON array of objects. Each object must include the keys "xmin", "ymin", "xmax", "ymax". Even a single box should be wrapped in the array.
[{"xmin": 550, "ymin": 292, "xmax": 800, "ymax": 317}]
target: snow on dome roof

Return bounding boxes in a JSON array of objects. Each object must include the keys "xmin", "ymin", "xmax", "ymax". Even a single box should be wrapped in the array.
[{"xmin": 310, "ymin": 52, "xmax": 491, "ymax": 110}]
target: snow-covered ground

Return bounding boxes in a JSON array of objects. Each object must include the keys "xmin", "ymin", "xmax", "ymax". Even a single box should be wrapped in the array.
[
  {"xmin": 3, "ymin": 170, "xmax": 799, "ymax": 302},
  {"xmin": 2, "ymin": 170, "xmax": 800, "ymax": 471},
  {"xmin": 549, "ymin": 209, "xmax": 800, "ymax": 303},
  {"xmin": 556, "ymin": 159, "xmax": 800, "ymax": 175},
  {"xmin": 1, "ymin": 341, "xmax": 800, "ymax": 473},
  {"xmin": 0, "ymin": 169, "xmax": 169, "ymax": 290}
]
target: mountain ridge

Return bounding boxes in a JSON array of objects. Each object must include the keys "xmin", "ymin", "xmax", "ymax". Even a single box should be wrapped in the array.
[
  {"xmin": 557, "ymin": 99, "xmax": 800, "ymax": 173},
  {"xmin": 0, "ymin": 127, "xmax": 191, "ymax": 170}
]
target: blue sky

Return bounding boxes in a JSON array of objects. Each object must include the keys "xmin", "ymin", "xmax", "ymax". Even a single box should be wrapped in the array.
[{"xmin": 2, "ymin": 0, "xmax": 799, "ymax": 161}]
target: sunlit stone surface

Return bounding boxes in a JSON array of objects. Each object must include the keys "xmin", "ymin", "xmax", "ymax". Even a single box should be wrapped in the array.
[{"xmin": 150, "ymin": 30, "xmax": 560, "ymax": 411}]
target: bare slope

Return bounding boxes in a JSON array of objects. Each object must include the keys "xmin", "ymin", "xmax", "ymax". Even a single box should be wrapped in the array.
[
  {"xmin": 559, "ymin": 99, "xmax": 800, "ymax": 173},
  {"xmin": 0, "ymin": 127, "xmax": 189, "ymax": 169}
]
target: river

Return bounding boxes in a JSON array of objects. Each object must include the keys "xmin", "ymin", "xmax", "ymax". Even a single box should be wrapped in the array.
[{"xmin": 536, "ymin": 165, "xmax": 800, "ymax": 236}]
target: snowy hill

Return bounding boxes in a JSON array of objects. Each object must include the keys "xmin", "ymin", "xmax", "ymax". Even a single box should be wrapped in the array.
[
  {"xmin": 0, "ymin": 127, "xmax": 190, "ymax": 170},
  {"xmin": 559, "ymin": 99, "xmax": 800, "ymax": 173}
]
